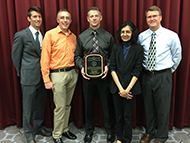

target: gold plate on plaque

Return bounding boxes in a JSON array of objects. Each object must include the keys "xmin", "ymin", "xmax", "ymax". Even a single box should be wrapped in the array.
[{"xmin": 84, "ymin": 53, "xmax": 104, "ymax": 78}]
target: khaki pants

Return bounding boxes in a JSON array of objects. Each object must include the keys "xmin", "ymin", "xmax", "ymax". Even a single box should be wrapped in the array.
[{"xmin": 50, "ymin": 69, "xmax": 78, "ymax": 139}]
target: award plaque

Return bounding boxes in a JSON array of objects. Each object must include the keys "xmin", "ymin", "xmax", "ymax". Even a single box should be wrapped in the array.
[{"xmin": 84, "ymin": 53, "xmax": 105, "ymax": 78}]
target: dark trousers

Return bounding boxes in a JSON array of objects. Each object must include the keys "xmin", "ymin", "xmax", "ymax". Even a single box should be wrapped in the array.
[
  {"xmin": 22, "ymin": 80, "xmax": 47, "ymax": 141},
  {"xmin": 112, "ymin": 92, "xmax": 136, "ymax": 143},
  {"xmin": 82, "ymin": 77, "xmax": 113, "ymax": 135},
  {"xmin": 141, "ymin": 69, "xmax": 172, "ymax": 142}
]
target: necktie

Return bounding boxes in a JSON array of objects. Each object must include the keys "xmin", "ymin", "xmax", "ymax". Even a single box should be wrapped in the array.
[
  {"xmin": 92, "ymin": 31, "xmax": 99, "ymax": 53},
  {"xmin": 35, "ymin": 31, "xmax": 41, "ymax": 52},
  {"xmin": 147, "ymin": 32, "xmax": 156, "ymax": 71}
]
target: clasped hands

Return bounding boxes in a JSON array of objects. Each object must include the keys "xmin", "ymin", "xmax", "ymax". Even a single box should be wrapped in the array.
[{"xmin": 119, "ymin": 89, "xmax": 133, "ymax": 100}]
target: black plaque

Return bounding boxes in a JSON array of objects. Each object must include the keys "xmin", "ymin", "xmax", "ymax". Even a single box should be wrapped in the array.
[{"xmin": 84, "ymin": 53, "xmax": 104, "ymax": 78}]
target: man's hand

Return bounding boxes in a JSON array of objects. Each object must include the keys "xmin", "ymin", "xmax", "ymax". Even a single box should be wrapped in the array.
[
  {"xmin": 101, "ymin": 66, "xmax": 108, "ymax": 79},
  {"xmin": 45, "ymin": 82, "xmax": 54, "ymax": 90},
  {"xmin": 81, "ymin": 67, "xmax": 90, "ymax": 80}
]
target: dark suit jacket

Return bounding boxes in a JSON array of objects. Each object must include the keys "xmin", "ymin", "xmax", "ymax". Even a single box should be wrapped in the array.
[
  {"xmin": 109, "ymin": 42, "xmax": 144, "ymax": 95},
  {"xmin": 11, "ymin": 27, "xmax": 44, "ymax": 85}
]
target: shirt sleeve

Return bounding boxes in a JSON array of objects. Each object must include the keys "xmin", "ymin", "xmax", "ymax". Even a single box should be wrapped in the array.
[
  {"xmin": 110, "ymin": 44, "xmax": 117, "ymax": 71},
  {"xmin": 170, "ymin": 33, "xmax": 182, "ymax": 72},
  {"xmin": 74, "ymin": 36, "xmax": 84, "ymax": 70},
  {"xmin": 40, "ymin": 32, "xmax": 52, "ymax": 83},
  {"xmin": 107, "ymin": 36, "xmax": 115, "ymax": 68}
]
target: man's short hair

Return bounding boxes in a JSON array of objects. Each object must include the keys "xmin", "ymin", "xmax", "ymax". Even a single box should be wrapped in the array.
[
  {"xmin": 57, "ymin": 9, "xmax": 71, "ymax": 19},
  {"xmin": 145, "ymin": 5, "xmax": 162, "ymax": 17},
  {"xmin": 27, "ymin": 6, "xmax": 42, "ymax": 18},
  {"xmin": 87, "ymin": 7, "xmax": 101, "ymax": 17}
]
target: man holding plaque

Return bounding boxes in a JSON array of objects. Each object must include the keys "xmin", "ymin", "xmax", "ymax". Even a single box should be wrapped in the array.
[{"xmin": 74, "ymin": 7, "xmax": 115, "ymax": 143}]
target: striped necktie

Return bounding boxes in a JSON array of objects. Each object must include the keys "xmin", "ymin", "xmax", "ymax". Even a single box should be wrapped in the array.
[{"xmin": 92, "ymin": 31, "xmax": 99, "ymax": 53}]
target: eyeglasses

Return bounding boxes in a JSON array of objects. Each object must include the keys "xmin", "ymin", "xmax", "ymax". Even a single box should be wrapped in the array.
[{"xmin": 146, "ymin": 15, "xmax": 159, "ymax": 19}]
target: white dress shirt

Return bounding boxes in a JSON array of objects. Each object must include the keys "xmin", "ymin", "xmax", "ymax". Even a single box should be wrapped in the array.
[
  {"xmin": 29, "ymin": 25, "xmax": 43, "ymax": 48},
  {"xmin": 138, "ymin": 26, "xmax": 182, "ymax": 73}
]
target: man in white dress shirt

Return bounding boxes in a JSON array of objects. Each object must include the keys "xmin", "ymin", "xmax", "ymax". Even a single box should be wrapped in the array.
[{"xmin": 138, "ymin": 5, "xmax": 182, "ymax": 143}]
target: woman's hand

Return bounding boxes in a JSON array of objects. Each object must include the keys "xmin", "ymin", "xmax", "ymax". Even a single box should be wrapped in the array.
[{"xmin": 119, "ymin": 89, "xmax": 133, "ymax": 99}]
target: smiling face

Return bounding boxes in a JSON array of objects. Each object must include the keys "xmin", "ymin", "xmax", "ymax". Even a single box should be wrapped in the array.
[
  {"xmin": 87, "ymin": 10, "xmax": 102, "ymax": 30},
  {"xmin": 146, "ymin": 10, "xmax": 162, "ymax": 31},
  {"xmin": 120, "ymin": 25, "xmax": 132, "ymax": 42},
  {"xmin": 57, "ymin": 11, "xmax": 72, "ymax": 33},
  {"xmin": 27, "ymin": 11, "xmax": 42, "ymax": 30}
]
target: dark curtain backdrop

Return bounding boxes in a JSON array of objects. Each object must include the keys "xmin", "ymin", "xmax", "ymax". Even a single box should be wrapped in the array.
[{"xmin": 0, "ymin": 0, "xmax": 190, "ymax": 130}]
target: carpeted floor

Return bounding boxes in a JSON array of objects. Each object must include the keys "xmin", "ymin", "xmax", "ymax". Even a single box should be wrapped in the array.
[{"xmin": 0, "ymin": 122, "xmax": 190, "ymax": 143}]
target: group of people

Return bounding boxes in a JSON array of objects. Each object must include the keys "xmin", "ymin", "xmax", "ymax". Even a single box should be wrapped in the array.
[{"xmin": 11, "ymin": 5, "xmax": 181, "ymax": 143}]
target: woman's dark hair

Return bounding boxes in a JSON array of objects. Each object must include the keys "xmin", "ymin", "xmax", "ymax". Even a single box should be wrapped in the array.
[{"xmin": 116, "ymin": 21, "xmax": 139, "ymax": 43}]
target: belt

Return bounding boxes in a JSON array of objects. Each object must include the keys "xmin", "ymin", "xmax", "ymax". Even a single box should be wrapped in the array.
[
  {"xmin": 143, "ymin": 68, "xmax": 170, "ymax": 75},
  {"xmin": 50, "ymin": 66, "xmax": 75, "ymax": 73}
]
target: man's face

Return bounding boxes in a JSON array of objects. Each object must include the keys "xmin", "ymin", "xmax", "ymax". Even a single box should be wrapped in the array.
[
  {"xmin": 87, "ymin": 10, "xmax": 102, "ymax": 30},
  {"xmin": 27, "ymin": 11, "xmax": 42, "ymax": 30},
  {"xmin": 57, "ymin": 11, "xmax": 72, "ymax": 32},
  {"xmin": 146, "ymin": 10, "xmax": 162, "ymax": 31}
]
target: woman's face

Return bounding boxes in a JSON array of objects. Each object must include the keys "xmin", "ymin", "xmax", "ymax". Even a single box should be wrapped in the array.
[{"xmin": 120, "ymin": 25, "xmax": 132, "ymax": 42}]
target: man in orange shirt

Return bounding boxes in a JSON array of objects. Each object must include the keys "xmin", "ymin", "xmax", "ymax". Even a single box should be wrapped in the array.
[{"xmin": 40, "ymin": 9, "xmax": 78, "ymax": 143}]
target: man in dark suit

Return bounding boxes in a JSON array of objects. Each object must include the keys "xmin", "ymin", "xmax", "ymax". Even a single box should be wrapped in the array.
[{"xmin": 11, "ymin": 6, "xmax": 51, "ymax": 143}]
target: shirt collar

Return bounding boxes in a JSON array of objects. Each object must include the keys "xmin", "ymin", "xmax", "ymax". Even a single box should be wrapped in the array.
[
  {"xmin": 155, "ymin": 26, "xmax": 162, "ymax": 36},
  {"xmin": 56, "ymin": 25, "xmax": 71, "ymax": 35},
  {"xmin": 148, "ymin": 26, "xmax": 163, "ymax": 36},
  {"xmin": 29, "ymin": 25, "xmax": 39, "ymax": 35},
  {"xmin": 89, "ymin": 27, "xmax": 102, "ymax": 35}
]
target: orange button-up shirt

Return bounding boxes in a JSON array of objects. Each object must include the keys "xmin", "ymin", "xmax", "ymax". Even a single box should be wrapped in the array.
[{"xmin": 41, "ymin": 26, "xmax": 77, "ymax": 83}]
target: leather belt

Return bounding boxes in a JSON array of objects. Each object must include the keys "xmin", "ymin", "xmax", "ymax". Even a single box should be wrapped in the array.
[
  {"xmin": 50, "ymin": 66, "xmax": 74, "ymax": 73},
  {"xmin": 143, "ymin": 68, "xmax": 170, "ymax": 75}
]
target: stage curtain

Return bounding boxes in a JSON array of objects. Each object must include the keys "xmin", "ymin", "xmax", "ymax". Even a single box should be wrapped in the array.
[{"xmin": 0, "ymin": 0, "xmax": 190, "ymax": 130}]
